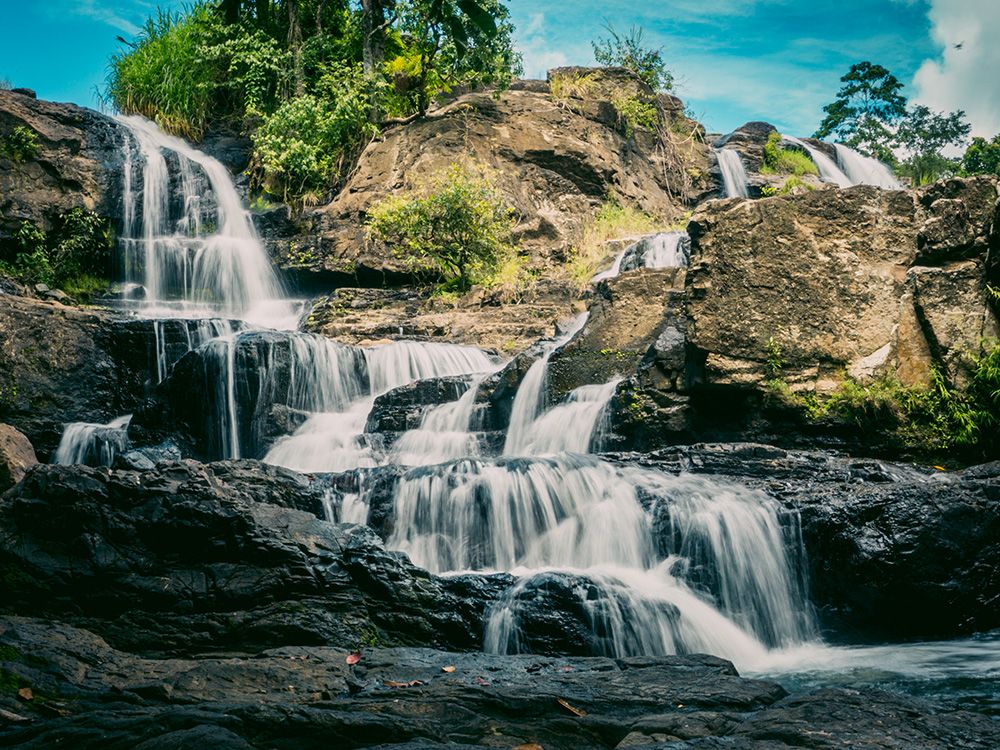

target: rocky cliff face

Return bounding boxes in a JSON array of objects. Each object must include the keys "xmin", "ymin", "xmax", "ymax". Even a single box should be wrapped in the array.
[{"xmin": 0, "ymin": 90, "xmax": 124, "ymax": 240}]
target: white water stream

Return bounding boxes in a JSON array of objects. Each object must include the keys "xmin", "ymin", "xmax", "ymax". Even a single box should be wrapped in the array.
[{"xmin": 716, "ymin": 148, "xmax": 750, "ymax": 198}]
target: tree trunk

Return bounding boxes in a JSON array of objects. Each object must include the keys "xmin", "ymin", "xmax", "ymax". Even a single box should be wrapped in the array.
[
  {"xmin": 287, "ymin": 0, "xmax": 305, "ymax": 96},
  {"xmin": 362, "ymin": 0, "xmax": 387, "ymax": 76}
]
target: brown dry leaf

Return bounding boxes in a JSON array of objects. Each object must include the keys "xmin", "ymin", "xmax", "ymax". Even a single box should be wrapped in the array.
[
  {"xmin": 442, "ymin": 665, "xmax": 457, "ymax": 673},
  {"xmin": 933, "ymin": 465, "xmax": 946, "ymax": 471},
  {"xmin": 16, "ymin": 687, "xmax": 33, "ymax": 702},
  {"xmin": 556, "ymin": 698, "xmax": 586, "ymax": 717},
  {"xmin": 560, "ymin": 666, "xmax": 573, "ymax": 672},
  {"xmin": 512, "ymin": 744, "xmax": 544, "ymax": 750},
  {"xmin": 408, "ymin": 679, "xmax": 425, "ymax": 687},
  {"xmin": 383, "ymin": 680, "xmax": 409, "ymax": 688},
  {"xmin": 475, "ymin": 676, "xmax": 491, "ymax": 686},
  {"xmin": 345, "ymin": 652, "xmax": 361, "ymax": 666}
]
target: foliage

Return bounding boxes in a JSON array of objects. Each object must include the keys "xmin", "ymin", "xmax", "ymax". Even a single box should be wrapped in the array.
[
  {"xmin": 251, "ymin": 63, "xmax": 378, "ymax": 201},
  {"xmin": 760, "ymin": 132, "xmax": 818, "ymax": 176},
  {"xmin": 961, "ymin": 134, "xmax": 1000, "ymax": 177},
  {"xmin": 768, "ymin": 342, "xmax": 1000, "ymax": 461},
  {"xmin": 0, "ymin": 209, "xmax": 114, "ymax": 298},
  {"xmin": 814, "ymin": 61, "xmax": 907, "ymax": 160},
  {"xmin": 0, "ymin": 126, "xmax": 40, "ymax": 163},
  {"xmin": 367, "ymin": 163, "xmax": 516, "ymax": 290},
  {"xmin": 549, "ymin": 70, "xmax": 598, "ymax": 103},
  {"xmin": 895, "ymin": 105, "xmax": 970, "ymax": 186},
  {"xmin": 611, "ymin": 93, "xmax": 659, "ymax": 138},
  {"xmin": 566, "ymin": 198, "xmax": 666, "ymax": 284},
  {"xmin": 592, "ymin": 24, "xmax": 673, "ymax": 91}
]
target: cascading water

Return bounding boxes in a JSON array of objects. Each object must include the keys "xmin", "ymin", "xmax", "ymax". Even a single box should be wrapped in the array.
[
  {"xmin": 391, "ymin": 375, "xmax": 489, "ymax": 466},
  {"xmin": 620, "ymin": 231, "xmax": 690, "ymax": 272},
  {"xmin": 504, "ymin": 313, "xmax": 589, "ymax": 455},
  {"xmin": 116, "ymin": 116, "xmax": 299, "ymax": 328},
  {"xmin": 53, "ymin": 415, "xmax": 131, "ymax": 466},
  {"xmin": 833, "ymin": 144, "xmax": 902, "ymax": 189},
  {"xmin": 715, "ymin": 148, "xmax": 750, "ymax": 198},
  {"xmin": 513, "ymin": 377, "xmax": 621, "ymax": 455},
  {"xmin": 782, "ymin": 135, "xmax": 853, "ymax": 187}
]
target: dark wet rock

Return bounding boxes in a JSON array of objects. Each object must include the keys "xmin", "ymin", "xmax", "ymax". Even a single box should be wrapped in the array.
[
  {"xmin": 367, "ymin": 376, "xmax": 471, "ymax": 433},
  {"xmin": 1, "ymin": 617, "xmax": 992, "ymax": 749},
  {"xmin": 0, "ymin": 461, "xmax": 504, "ymax": 656}
]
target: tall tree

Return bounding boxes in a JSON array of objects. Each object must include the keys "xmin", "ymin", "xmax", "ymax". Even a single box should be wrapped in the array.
[
  {"xmin": 287, "ymin": 0, "xmax": 305, "ymax": 95},
  {"xmin": 814, "ymin": 62, "xmax": 907, "ymax": 160},
  {"xmin": 362, "ymin": 0, "xmax": 390, "ymax": 76},
  {"xmin": 895, "ymin": 105, "xmax": 970, "ymax": 186},
  {"xmin": 221, "ymin": 0, "xmax": 241, "ymax": 24}
]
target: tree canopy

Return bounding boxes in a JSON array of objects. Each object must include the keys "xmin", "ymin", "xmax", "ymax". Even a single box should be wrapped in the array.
[{"xmin": 814, "ymin": 61, "xmax": 907, "ymax": 160}]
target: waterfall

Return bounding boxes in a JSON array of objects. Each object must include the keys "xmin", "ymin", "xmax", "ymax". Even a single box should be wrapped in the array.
[
  {"xmin": 378, "ymin": 455, "xmax": 815, "ymax": 662},
  {"xmin": 716, "ymin": 149, "xmax": 750, "ymax": 198},
  {"xmin": 53, "ymin": 415, "xmax": 132, "ymax": 467},
  {"xmin": 834, "ymin": 144, "xmax": 902, "ymax": 189},
  {"xmin": 116, "ymin": 116, "xmax": 299, "ymax": 328},
  {"xmin": 514, "ymin": 378, "xmax": 620, "ymax": 455},
  {"xmin": 782, "ymin": 136, "xmax": 853, "ymax": 187},
  {"xmin": 391, "ymin": 375, "xmax": 488, "ymax": 466},
  {"xmin": 591, "ymin": 251, "xmax": 627, "ymax": 283},
  {"xmin": 620, "ymin": 231, "xmax": 690, "ymax": 272},
  {"xmin": 152, "ymin": 318, "xmax": 239, "ymax": 383},
  {"xmin": 263, "ymin": 339, "xmax": 498, "ymax": 472},
  {"xmin": 504, "ymin": 313, "xmax": 589, "ymax": 455}
]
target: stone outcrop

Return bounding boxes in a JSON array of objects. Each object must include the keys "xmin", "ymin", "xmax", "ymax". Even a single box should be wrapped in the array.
[
  {"xmin": 0, "ymin": 461, "xmax": 507, "ymax": 657},
  {"xmin": 0, "ymin": 90, "xmax": 124, "ymax": 240},
  {"xmin": 0, "ymin": 423, "xmax": 36, "ymax": 491},
  {"xmin": 0, "ymin": 295, "xmax": 160, "ymax": 458},
  {"xmin": 2, "ymin": 616, "xmax": 995, "ymax": 749},
  {"xmin": 262, "ymin": 69, "xmax": 712, "ymax": 283}
]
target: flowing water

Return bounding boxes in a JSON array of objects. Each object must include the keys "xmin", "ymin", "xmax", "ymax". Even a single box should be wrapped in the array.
[
  {"xmin": 716, "ymin": 148, "xmax": 750, "ymax": 198},
  {"xmin": 48, "ymin": 119, "xmax": 996, "ymax": 706},
  {"xmin": 782, "ymin": 135, "xmax": 853, "ymax": 187},
  {"xmin": 834, "ymin": 143, "xmax": 903, "ymax": 189}
]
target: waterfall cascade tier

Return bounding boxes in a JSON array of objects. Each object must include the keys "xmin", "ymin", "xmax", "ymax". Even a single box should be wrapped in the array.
[
  {"xmin": 716, "ymin": 148, "xmax": 750, "ymax": 198},
  {"xmin": 54, "ymin": 415, "xmax": 132, "ymax": 467},
  {"xmin": 117, "ymin": 116, "xmax": 299, "ymax": 328},
  {"xmin": 782, "ymin": 136, "xmax": 853, "ymax": 187},
  {"xmin": 834, "ymin": 144, "xmax": 902, "ymax": 189}
]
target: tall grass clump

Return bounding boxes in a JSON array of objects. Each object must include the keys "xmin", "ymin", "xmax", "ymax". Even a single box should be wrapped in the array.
[{"xmin": 761, "ymin": 132, "xmax": 819, "ymax": 176}]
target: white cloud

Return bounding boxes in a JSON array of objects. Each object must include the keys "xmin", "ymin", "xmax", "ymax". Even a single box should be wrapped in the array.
[
  {"xmin": 912, "ymin": 0, "xmax": 1000, "ymax": 137},
  {"xmin": 44, "ymin": 0, "xmax": 144, "ymax": 36}
]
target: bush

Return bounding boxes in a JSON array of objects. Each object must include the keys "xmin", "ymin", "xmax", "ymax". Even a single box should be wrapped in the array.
[
  {"xmin": 611, "ymin": 93, "xmax": 659, "ymax": 138},
  {"xmin": 251, "ymin": 63, "xmax": 377, "ymax": 202},
  {"xmin": 761, "ymin": 132, "xmax": 818, "ymax": 176},
  {"xmin": 367, "ymin": 164, "xmax": 516, "ymax": 290},
  {"xmin": 0, "ymin": 126, "xmax": 40, "ymax": 163},
  {"xmin": 592, "ymin": 24, "xmax": 673, "ymax": 92},
  {"xmin": 0, "ymin": 209, "xmax": 113, "ymax": 297}
]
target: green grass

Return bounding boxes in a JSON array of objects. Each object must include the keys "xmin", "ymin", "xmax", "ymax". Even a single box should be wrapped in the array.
[{"xmin": 761, "ymin": 132, "xmax": 819, "ymax": 177}]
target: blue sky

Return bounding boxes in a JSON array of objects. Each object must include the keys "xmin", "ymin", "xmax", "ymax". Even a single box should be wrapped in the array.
[{"xmin": 1, "ymin": 0, "xmax": 997, "ymax": 138}]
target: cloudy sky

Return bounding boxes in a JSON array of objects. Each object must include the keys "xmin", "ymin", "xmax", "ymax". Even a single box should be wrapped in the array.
[{"xmin": 1, "ymin": 0, "xmax": 997, "ymax": 139}]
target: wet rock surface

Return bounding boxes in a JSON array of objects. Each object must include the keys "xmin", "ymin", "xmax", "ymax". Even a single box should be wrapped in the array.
[
  {"xmin": 0, "ymin": 462, "xmax": 503, "ymax": 657},
  {"xmin": 0, "ymin": 617, "xmax": 993, "ymax": 750}
]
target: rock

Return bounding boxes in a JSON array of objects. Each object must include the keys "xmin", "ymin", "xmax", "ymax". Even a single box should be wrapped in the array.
[
  {"xmin": 268, "ymin": 70, "xmax": 709, "ymax": 284},
  {"xmin": 0, "ymin": 461, "xmax": 506, "ymax": 656},
  {"xmin": 0, "ymin": 423, "xmax": 36, "ymax": 491},
  {"xmin": 0, "ymin": 295, "xmax": 156, "ymax": 458},
  {"xmin": 366, "ymin": 377, "xmax": 471, "ymax": 433},
  {"xmin": 0, "ymin": 616, "xmax": 993, "ymax": 749},
  {"xmin": 0, "ymin": 90, "xmax": 125, "ymax": 239}
]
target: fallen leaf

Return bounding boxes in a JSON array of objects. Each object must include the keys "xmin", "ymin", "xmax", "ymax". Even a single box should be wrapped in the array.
[
  {"xmin": 345, "ymin": 652, "xmax": 361, "ymax": 666},
  {"xmin": 556, "ymin": 698, "xmax": 586, "ymax": 717},
  {"xmin": 382, "ymin": 679, "xmax": 426, "ymax": 688},
  {"xmin": 560, "ymin": 666, "xmax": 573, "ymax": 672},
  {"xmin": 475, "ymin": 676, "xmax": 491, "ymax": 686},
  {"xmin": 442, "ymin": 665, "xmax": 457, "ymax": 673},
  {"xmin": 16, "ymin": 687, "xmax": 33, "ymax": 702},
  {"xmin": 512, "ymin": 744, "xmax": 544, "ymax": 750},
  {"xmin": 933, "ymin": 465, "xmax": 946, "ymax": 471}
]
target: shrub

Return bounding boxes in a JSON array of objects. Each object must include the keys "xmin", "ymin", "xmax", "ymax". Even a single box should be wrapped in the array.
[
  {"xmin": 0, "ymin": 209, "xmax": 113, "ymax": 297},
  {"xmin": 367, "ymin": 163, "xmax": 516, "ymax": 290},
  {"xmin": 611, "ymin": 93, "xmax": 659, "ymax": 138},
  {"xmin": 549, "ymin": 70, "xmax": 598, "ymax": 103},
  {"xmin": 592, "ymin": 24, "xmax": 673, "ymax": 91},
  {"xmin": 0, "ymin": 126, "xmax": 40, "ymax": 163},
  {"xmin": 761, "ymin": 132, "xmax": 819, "ymax": 176},
  {"xmin": 252, "ymin": 63, "xmax": 377, "ymax": 203}
]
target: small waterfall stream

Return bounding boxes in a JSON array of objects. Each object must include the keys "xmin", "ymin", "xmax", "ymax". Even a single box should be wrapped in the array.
[
  {"xmin": 834, "ymin": 144, "xmax": 902, "ymax": 189},
  {"xmin": 716, "ymin": 148, "xmax": 750, "ymax": 198}
]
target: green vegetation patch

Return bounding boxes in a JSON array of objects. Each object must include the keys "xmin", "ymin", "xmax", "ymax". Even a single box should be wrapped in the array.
[
  {"xmin": 0, "ymin": 125, "xmax": 40, "ymax": 163},
  {"xmin": 760, "ymin": 132, "xmax": 819, "ymax": 177}
]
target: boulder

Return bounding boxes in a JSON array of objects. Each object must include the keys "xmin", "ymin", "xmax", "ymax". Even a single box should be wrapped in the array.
[
  {"xmin": 0, "ymin": 461, "xmax": 507, "ymax": 656},
  {"xmin": 0, "ymin": 90, "xmax": 124, "ymax": 239},
  {"xmin": 0, "ymin": 423, "xmax": 35, "ymax": 491}
]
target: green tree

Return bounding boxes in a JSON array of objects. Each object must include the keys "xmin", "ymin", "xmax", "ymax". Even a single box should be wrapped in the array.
[
  {"xmin": 961, "ymin": 135, "xmax": 1000, "ymax": 177},
  {"xmin": 592, "ymin": 24, "xmax": 672, "ymax": 91},
  {"xmin": 814, "ymin": 61, "xmax": 907, "ymax": 160},
  {"xmin": 895, "ymin": 105, "xmax": 970, "ymax": 186},
  {"xmin": 367, "ymin": 163, "xmax": 515, "ymax": 290}
]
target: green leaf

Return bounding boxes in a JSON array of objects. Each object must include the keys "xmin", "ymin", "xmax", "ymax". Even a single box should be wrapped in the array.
[{"xmin": 457, "ymin": 0, "xmax": 497, "ymax": 35}]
